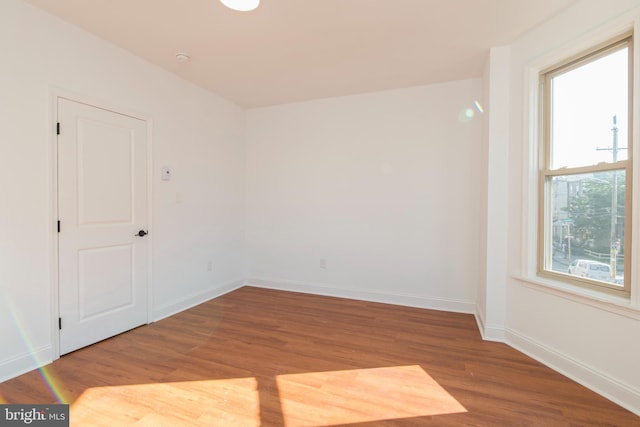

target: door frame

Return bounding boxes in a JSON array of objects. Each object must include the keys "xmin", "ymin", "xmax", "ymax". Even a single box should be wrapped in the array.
[{"xmin": 49, "ymin": 88, "xmax": 153, "ymax": 359}]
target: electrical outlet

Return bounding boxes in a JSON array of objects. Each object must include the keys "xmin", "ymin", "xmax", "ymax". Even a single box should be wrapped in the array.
[
  {"xmin": 320, "ymin": 259, "xmax": 327, "ymax": 269},
  {"xmin": 207, "ymin": 261, "xmax": 213, "ymax": 272}
]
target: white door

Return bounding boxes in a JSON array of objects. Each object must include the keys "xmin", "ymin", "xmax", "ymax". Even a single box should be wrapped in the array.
[{"xmin": 57, "ymin": 98, "xmax": 149, "ymax": 355}]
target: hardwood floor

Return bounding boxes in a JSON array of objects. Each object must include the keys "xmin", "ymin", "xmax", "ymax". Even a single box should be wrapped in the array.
[{"xmin": 0, "ymin": 286, "xmax": 637, "ymax": 426}]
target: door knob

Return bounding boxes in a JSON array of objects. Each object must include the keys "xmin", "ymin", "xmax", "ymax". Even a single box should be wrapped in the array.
[{"xmin": 134, "ymin": 230, "xmax": 148, "ymax": 237}]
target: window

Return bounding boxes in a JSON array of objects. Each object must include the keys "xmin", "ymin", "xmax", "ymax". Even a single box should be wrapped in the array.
[{"xmin": 539, "ymin": 35, "xmax": 632, "ymax": 296}]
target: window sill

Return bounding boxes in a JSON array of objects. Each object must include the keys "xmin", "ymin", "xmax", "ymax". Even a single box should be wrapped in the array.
[{"xmin": 512, "ymin": 274, "xmax": 640, "ymax": 321}]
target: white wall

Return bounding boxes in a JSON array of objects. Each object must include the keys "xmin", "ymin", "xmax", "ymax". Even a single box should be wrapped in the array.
[
  {"xmin": 476, "ymin": 59, "xmax": 491, "ymax": 336},
  {"xmin": 505, "ymin": 0, "xmax": 640, "ymax": 414},
  {"xmin": 0, "ymin": 0, "xmax": 245, "ymax": 380},
  {"xmin": 245, "ymin": 80, "xmax": 483, "ymax": 312},
  {"xmin": 476, "ymin": 47, "xmax": 510, "ymax": 342}
]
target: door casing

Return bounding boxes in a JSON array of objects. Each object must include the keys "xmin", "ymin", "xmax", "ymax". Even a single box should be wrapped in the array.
[{"xmin": 49, "ymin": 90, "xmax": 153, "ymax": 359}]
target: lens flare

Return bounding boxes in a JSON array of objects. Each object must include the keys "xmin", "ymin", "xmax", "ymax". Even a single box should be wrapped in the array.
[{"xmin": 2, "ymin": 296, "xmax": 70, "ymax": 404}]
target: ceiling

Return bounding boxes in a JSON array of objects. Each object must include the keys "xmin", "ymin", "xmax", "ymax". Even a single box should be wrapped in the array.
[{"xmin": 25, "ymin": 0, "xmax": 576, "ymax": 108}]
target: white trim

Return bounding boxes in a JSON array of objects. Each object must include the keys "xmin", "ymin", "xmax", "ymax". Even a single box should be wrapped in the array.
[
  {"xmin": 146, "ymin": 119, "xmax": 154, "ymax": 324},
  {"xmin": 520, "ymin": 13, "xmax": 640, "ymax": 300},
  {"xmin": 246, "ymin": 277, "xmax": 476, "ymax": 314},
  {"xmin": 520, "ymin": 64, "xmax": 541, "ymax": 277},
  {"xmin": 152, "ymin": 279, "xmax": 245, "ymax": 321},
  {"xmin": 0, "ymin": 346, "xmax": 53, "ymax": 383},
  {"xmin": 51, "ymin": 86, "xmax": 151, "ymax": 123},
  {"xmin": 506, "ymin": 328, "xmax": 640, "ymax": 416},
  {"xmin": 48, "ymin": 89, "xmax": 60, "ymax": 362},
  {"xmin": 631, "ymin": 17, "xmax": 640, "ymax": 308},
  {"xmin": 474, "ymin": 309, "xmax": 506, "ymax": 342},
  {"xmin": 50, "ymin": 88, "xmax": 153, "ymax": 359},
  {"xmin": 514, "ymin": 275, "xmax": 640, "ymax": 320},
  {"xmin": 474, "ymin": 310, "xmax": 486, "ymax": 338}
]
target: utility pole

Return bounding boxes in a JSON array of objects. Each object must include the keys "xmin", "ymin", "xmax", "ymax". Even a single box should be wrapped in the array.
[
  {"xmin": 597, "ymin": 116, "xmax": 620, "ymax": 279},
  {"xmin": 610, "ymin": 116, "xmax": 618, "ymax": 279}
]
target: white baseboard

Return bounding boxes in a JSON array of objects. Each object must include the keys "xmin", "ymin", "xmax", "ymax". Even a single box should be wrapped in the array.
[
  {"xmin": 8, "ymin": 279, "xmax": 636, "ymax": 417},
  {"xmin": 0, "ymin": 281, "xmax": 244, "ymax": 383},
  {"xmin": 153, "ymin": 279, "xmax": 245, "ymax": 321},
  {"xmin": 474, "ymin": 309, "xmax": 505, "ymax": 342},
  {"xmin": 0, "ymin": 346, "xmax": 53, "ymax": 383},
  {"xmin": 506, "ymin": 328, "xmax": 640, "ymax": 416},
  {"xmin": 245, "ymin": 277, "xmax": 476, "ymax": 314}
]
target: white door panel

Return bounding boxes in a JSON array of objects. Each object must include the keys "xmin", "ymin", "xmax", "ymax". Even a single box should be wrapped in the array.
[
  {"xmin": 77, "ymin": 118, "xmax": 134, "ymax": 225},
  {"xmin": 58, "ymin": 98, "xmax": 148, "ymax": 355},
  {"xmin": 77, "ymin": 244, "xmax": 134, "ymax": 320}
]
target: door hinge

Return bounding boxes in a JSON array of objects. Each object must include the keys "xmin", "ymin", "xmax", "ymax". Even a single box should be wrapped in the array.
[
  {"xmin": 58, "ymin": 317, "xmax": 62, "ymax": 330},
  {"xmin": 57, "ymin": 220, "xmax": 61, "ymax": 233},
  {"xmin": 56, "ymin": 122, "xmax": 60, "ymax": 135}
]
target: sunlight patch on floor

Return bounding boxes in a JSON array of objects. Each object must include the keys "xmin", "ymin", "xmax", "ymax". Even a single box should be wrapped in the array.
[
  {"xmin": 71, "ymin": 377, "xmax": 260, "ymax": 426},
  {"xmin": 276, "ymin": 365, "xmax": 467, "ymax": 427}
]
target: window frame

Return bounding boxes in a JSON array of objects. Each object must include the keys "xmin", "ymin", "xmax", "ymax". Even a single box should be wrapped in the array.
[{"xmin": 537, "ymin": 33, "xmax": 634, "ymax": 297}]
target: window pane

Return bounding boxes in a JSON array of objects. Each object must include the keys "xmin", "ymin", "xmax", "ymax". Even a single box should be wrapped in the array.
[
  {"xmin": 549, "ymin": 170, "xmax": 625, "ymax": 286},
  {"xmin": 550, "ymin": 48, "xmax": 628, "ymax": 169}
]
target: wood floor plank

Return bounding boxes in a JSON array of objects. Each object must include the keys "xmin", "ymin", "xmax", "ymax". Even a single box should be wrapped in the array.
[{"xmin": 0, "ymin": 286, "xmax": 637, "ymax": 426}]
